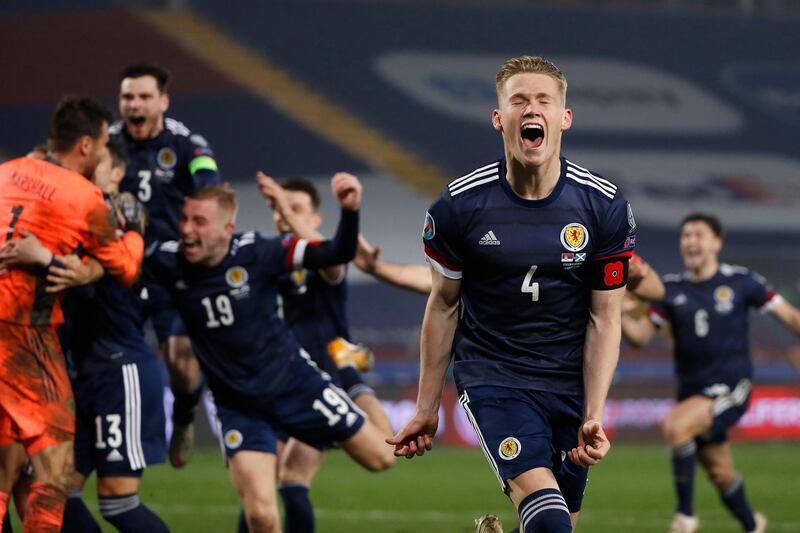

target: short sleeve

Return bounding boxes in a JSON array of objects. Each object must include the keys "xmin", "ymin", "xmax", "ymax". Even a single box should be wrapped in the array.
[
  {"xmin": 422, "ymin": 191, "xmax": 463, "ymax": 279},
  {"xmin": 593, "ymin": 193, "xmax": 636, "ymax": 261},
  {"xmin": 255, "ymin": 233, "xmax": 297, "ymax": 278},
  {"xmin": 744, "ymin": 271, "xmax": 781, "ymax": 313}
]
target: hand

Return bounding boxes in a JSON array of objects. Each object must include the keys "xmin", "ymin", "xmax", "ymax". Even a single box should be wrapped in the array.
[
  {"xmin": 256, "ymin": 171, "xmax": 291, "ymax": 212},
  {"xmin": 386, "ymin": 410, "xmax": 438, "ymax": 459},
  {"xmin": 114, "ymin": 192, "xmax": 147, "ymax": 235},
  {"xmin": 0, "ymin": 231, "xmax": 52, "ymax": 272},
  {"xmin": 627, "ymin": 253, "xmax": 650, "ymax": 291},
  {"xmin": 354, "ymin": 234, "xmax": 381, "ymax": 274},
  {"xmin": 46, "ymin": 255, "xmax": 101, "ymax": 293},
  {"xmin": 568, "ymin": 420, "xmax": 610, "ymax": 467},
  {"xmin": 331, "ymin": 172, "xmax": 362, "ymax": 211}
]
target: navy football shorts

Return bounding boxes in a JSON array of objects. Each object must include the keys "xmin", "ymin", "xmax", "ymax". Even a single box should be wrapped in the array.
[
  {"xmin": 73, "ymin": 357, "xmax": 166, "ymax": 478},
  {"xmin": 140, "ymin": 282, "xmax": 187, "ymax": 344},
  {"xmin": 216, "ymin": 350, "xmax": 366, "ymax": 458},
  {"xmin": 458, "ymin": 385, "xmax": 588, "ymax": 512},
  {"xmin": 694, "ymin": 378, "xmax": 752, "ymax": 444}
]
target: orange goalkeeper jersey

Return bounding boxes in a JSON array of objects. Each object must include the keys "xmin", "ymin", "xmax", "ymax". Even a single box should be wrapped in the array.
[{"xmin": 0, "ymin": 157, "xmax": 144, "ymax": 326}]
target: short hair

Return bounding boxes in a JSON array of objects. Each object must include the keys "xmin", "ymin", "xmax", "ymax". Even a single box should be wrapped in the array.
[
  {"xmin": 120, "ymin": 63, "xmax": 171, "ymax": 93},
  {"xmin": 281, "ymin": 177, "xmax": 320, "ymax": 211},
  {"xmin": 48, "ymin": 96, "xmax": 113, "ymax": 153},
  {"xmin": 188, "ymin": 185, "xmax": 237, "ymax": 222},
  {"xmin": 107, "ymin": 138, "xmax": 128, "ymax": 169},
  {"xmin": 495, "ymin": 55, "xmax": 568, "ymax": 101},
  {"xmin": 681, "ymin": 212, "xmax": 723, "ymax": 238}
]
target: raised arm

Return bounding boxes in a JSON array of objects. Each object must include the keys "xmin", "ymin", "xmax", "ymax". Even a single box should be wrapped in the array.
[
  {"xmin": 355, "ymin": 234, "xmax": 432, "ymax": 295},
  {"xmin": 290, "ymin": 172, "xmax": 362, "ymax": 271},
  {"xmin": 627, "ymin": 254, "xmax": 665, "ymax": 301},
  {"xmin": 387, "ymin": 267, "xmax": 460, "ymax": 458},
  {"xmin": 770, "ymin": 298, "xmax": 800, "ymax": 337}
]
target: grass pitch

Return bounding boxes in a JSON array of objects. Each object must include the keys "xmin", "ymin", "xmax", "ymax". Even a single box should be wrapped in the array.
[{"xmin": 11, "ymin": 442, "xmax": 799, "ymax": 532}]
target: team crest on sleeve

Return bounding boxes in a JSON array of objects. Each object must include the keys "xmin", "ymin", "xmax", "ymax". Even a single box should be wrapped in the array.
[
  {"xmin": 560, "ymin": 223, "xmax": 589, "ymax": 252},
  {"xmin": 422, "ymin": 211, "xmax": 435, "ymax": 240},
  {"xmin": 224, "ymin": 429, "xmax": 243, "ymax": 450},
  {"xmin": 498, "ymin": 437, "xmax": 521, "ymax": 460},
  {"xmin": 713, "ymin": 285, "xmax": 734, "ymax": 313},
  {"xmin": 157, "ymin": 147, "xmax": 177, "ymax": 170}
]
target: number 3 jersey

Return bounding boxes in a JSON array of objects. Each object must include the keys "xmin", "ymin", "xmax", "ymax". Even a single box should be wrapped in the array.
[
  {"xmin": 648, "ymin": 265, "xmax": 781, "ymax": 399},
  {"xmin": 424, "ymin": 157, "xmax": 636, "ymax": 395},
  {"xmin": 112, "ymin": 118, "xmax": 221, "ymax": 246}
]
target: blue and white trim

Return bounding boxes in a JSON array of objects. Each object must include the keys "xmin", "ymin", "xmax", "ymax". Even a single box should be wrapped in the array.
[{"xmin": 123, "ymin": 363, "xmax": 146, "ymax": 471}]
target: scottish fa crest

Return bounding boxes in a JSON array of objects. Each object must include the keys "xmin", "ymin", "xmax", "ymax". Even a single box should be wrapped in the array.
[{"xmin": 560, "ymin": 223, "xmax": 589, "ymax": 252}]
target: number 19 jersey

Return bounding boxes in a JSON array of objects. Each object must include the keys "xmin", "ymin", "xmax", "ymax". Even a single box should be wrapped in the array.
[{"xmin": 424, "ymin": 157, "xmax": 635, "ymax": 395}]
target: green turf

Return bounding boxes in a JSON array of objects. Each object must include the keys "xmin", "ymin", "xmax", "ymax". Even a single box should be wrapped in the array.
[{"xmin": 10, "ymin": 442, "xmax": 799, "ymax": 531}]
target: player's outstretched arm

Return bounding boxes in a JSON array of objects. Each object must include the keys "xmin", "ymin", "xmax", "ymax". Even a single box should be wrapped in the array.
[
  {"xmin": 0, "ymin": 231, "xmax": 53, "ymax": 273},
  {"xmin": 770, "ymin": 298, "xmax": 800, "ymax": 338},
  {"xmin": 355, "ymin": 234, "xmax": 432, "ymax": 295},
  {"xmin": 570, "ymin": 286, "xmax": 625, "ymax": 467},
  {"xmin": 296, "ymin": 173, "xmax": 362, "ymax": 270},
  {"xmin": 257, "ymin": 171, "xmax": 346, "ymax": 282},
  {"xmin": 627, "ymin": 253, "xmax": 665, "ymax": 301},
  {"xmin": 387, "ymin": 267, "xmax": 459, "ymax": 458},
  {"xmin": 621, "ymin": 300, "xmax": 657, "ymax": 348}
]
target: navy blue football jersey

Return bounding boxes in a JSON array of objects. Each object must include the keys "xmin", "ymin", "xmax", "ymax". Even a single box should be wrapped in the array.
[
  {"xmin": 277, "ymin": 265, "xmax": 350, "ymax": 364},
  {"xmin": 648, "ymin": 264, "xmax": 780, "ymax": 398},
  {"xmin": 60, "ymin": 276, "xmax": 155, "ymax": 376},
  {"xmin": 111, "ymin": 118, "xmax": 221, "ymax": 245},
  {"xmin": 145, "ymin": 217, "xmax": 359, "ymax": 409},
  {"xmin": 424, "ymin": 157, "xmax": 636, "ymax": 395}
]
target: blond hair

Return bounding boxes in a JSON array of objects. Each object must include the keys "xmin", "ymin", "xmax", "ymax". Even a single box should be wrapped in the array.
[
  {"xmin": 495, "ymin": 55, "xmax": 567, "ymax": 101},
  {"xmin": 188, "ymin": 184, "xmax": 238, "ymax": 223}
]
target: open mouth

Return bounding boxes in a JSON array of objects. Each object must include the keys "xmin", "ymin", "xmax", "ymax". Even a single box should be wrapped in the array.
[
  {"xmin": 182, "ymin": 238, "xmax": 200, "ymax": 253},
  {"xmin": 128, "ymin": 116, "xmax": 146, "ymax": 126},
  {"xmin": 521, "ymin": 123, "xmax": 544, "ymax": 149}
]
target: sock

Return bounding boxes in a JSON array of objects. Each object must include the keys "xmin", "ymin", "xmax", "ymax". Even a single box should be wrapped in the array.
[
  {"xmin": 237, "ymin": 509, "xmax": 247, "ymax": 533},
  {"xmin": 24, "ymin": 481, "xmax": 66, "ymax": 533},
  {"xmin": 517, "ymin": 488, "xmax": 572, "ymax": 533},
  {"xmin": 719, "ymin": 475, "xmax": 756, "ymax": 531},
  {"xmin": 0, "ymin": 492, "xmax": 10, "ymax": 533},
  {"xmin": 279, "ymin": 484, "xmax": 314, "ymax": 533},
  {"xmin": 61, "ymin": 491, "xmax": 101, "ymax": 533},
  {"xmin": 672, "ymin": 440, "xmax": 697, "ymax": 516},
  {"xmin": 172, "ymin": 380, "xmax": 204, "ymax": 426},
  {"xmin": 99, "ymin": 494, "xmax": 169, "ymax": 533}
]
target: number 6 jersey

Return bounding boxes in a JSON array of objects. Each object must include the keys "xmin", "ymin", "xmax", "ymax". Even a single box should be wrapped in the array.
[{"xmin": 423, "ymin": 157, "xmax": 636, "ymax": 395}]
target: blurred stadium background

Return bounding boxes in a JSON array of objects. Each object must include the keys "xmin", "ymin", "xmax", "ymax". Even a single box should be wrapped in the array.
[{"xmin": 2, "ymin": 0, "xmax": 799, "ymax": 531}]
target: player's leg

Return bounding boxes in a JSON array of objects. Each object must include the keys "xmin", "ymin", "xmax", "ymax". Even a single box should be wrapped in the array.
[
  {"xmin": 697, "ymin": 381, "xmax": 763, "ymax": 533},
  {"xmin": 61, "ymin": 395, "xmax": 100, "ymax": 533},
  {"xmin": 27, "ymin": 440, "xmax": 73, "ymax": 533},
  {"xmin": 96, "ymin": 476, "xmax": 168, "ymax": 533},
  {"xmin": 229, "ymin": 451, "xmax": 281, "ymax": 533},
  {"xmin": 0, "ymin": 442, "xmax": 27, "ymax": 526},
  {"xmin": 276, "ymin": 438, "xmax": 325, "ymax": 533},
  {"xmin": 662, "ymin": 395, "xmax": 713, "ymax": 530},
  {"xmin": 459, "ymin": 387, "xmax": 573, "ymax": 533},
  {"xmin": 145, "ymin": 284, "xmax": 202, "ymax": 468}
]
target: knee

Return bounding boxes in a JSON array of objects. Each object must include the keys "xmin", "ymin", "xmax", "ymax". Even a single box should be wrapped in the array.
[
  {"xmin": 363, "ymin": 449, "xmax": 395, "ymax": 473},
  {"xmin": 662, "ymin": 416, "xmax": 688, "ymax": 446},
  {"xmin": 706, "ymin": 465, "xmax": 736, "ymax": 489},
  {"xmin": 245, "ymin": 504, "xmax": 280, "ymax": 532}
]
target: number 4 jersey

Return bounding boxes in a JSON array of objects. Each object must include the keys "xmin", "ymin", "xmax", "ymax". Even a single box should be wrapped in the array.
[{"xmin": 424, "ymin": 157, "xmax": 636, "ymax": 395}]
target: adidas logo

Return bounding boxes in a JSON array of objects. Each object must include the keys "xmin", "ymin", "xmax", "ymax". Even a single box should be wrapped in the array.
[
  {"xmin": 106, "ymin": 448, "xmax": 124, "ymax": 462},
  {"xmin": 479, "ymin": 230, "xmax": 500, "ymax": 245}
]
